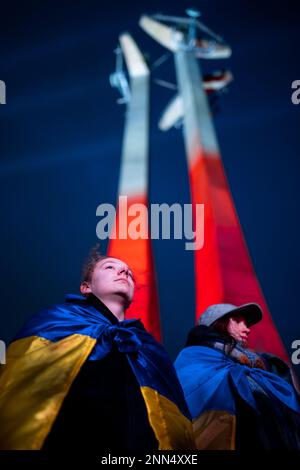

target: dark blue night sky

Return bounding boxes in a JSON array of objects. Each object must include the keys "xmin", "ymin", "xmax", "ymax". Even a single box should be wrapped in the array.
[{"xmin": 0, "ymin": 0, "xmax": 299, "ymax": 376}]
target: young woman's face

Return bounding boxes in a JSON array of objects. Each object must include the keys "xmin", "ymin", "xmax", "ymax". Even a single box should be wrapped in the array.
[
  {"xmin": 227, "ymin": 314, "xmax": 250, "ymax": 346},
  {"xmin": 81, "ymin": 257, "xmax": 135, "ymax": 306}
]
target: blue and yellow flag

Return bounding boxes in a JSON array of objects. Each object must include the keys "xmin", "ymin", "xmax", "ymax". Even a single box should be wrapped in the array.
[
  {"xmin": 0, "ymin": 295, "xmax": 194, "ymax": 450},
  {"xmin": 175, "ymin": 345, "xmax": 300, "ymax": 450}
]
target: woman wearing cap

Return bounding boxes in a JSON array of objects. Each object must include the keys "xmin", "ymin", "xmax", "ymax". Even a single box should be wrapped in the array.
[{"xmin": 175, "ymin": 303, "xmax": 300, "ymax": 450}]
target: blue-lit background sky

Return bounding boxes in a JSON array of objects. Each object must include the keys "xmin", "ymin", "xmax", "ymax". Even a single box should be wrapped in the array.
[{"xmin": 0, "ymin": 0, "xmax": 299, "ymax": 376}]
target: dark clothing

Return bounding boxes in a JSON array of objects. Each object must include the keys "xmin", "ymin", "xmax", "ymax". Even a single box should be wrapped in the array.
[
  {"xmin": 43, "ymin": 295, "xmax": 158, "ymax": 451},
  {"xmin": 0, "ymin": 294, "xmax": 192, "ymax": 450},
  {"xmin": 186, "ymin": 324, "xmax": 233, "ymax": 348},
  {"xmin": 234, "ymin": 387, "xmax": 300, "ymax": 450},
  {"xmin": 180, "ymin": 324, "xmax": 300, "ymax": 450}
]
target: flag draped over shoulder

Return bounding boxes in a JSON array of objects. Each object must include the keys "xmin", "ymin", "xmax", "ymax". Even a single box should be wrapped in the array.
[
  {"xmin": 0, "ymin": 295, "xmax": 193, "ymax": 450},
  {"xmin": 175, "ymin": 345, "xmax": 300, "ymax": 450}
]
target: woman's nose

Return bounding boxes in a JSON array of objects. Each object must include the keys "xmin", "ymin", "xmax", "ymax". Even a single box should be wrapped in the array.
[{"xmin": 118, "ymin": 267, "xmax": 129, "ymax": 276}]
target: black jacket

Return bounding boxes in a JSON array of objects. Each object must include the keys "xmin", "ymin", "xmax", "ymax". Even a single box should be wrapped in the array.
[{"xmin": 42, "ymin": 295, "xmax": 158, "ymax": 451}]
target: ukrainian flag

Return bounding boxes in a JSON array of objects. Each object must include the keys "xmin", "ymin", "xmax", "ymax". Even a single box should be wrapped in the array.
[
  {"xmin": 0, "ymin": 295, "xmax": 194, "ymax": 450},
  {"xmin": 175, "ymin": 345, "xmax": 300, "ymax": 449}
]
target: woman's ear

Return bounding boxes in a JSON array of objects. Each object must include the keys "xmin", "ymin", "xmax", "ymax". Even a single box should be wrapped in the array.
[{"xmin": 80, "ymin": 281, "xmax": 92, "ymax": 295}]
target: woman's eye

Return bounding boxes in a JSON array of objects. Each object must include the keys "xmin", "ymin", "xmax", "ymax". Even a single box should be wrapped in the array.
[{"xmin": 105, "ymin": 265, "xmax": 113, "ymax": 269}]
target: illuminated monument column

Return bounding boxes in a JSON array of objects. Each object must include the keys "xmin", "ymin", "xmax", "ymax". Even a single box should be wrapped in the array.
[
  {"xmin": 108, "ymin": 34, "xmax": 161, "ymax": 341},
  {"xmin": 140, "ymin": 14, "xmax": 286, "ymax": 358}
]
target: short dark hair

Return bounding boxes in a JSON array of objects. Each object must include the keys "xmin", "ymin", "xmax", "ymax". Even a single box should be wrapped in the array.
[
  {"xmin": 212, "ymin": 315, "xmax": 239, "ymax": 355},
  {"xmin": 212, "ymin": 314, "xmax": 232, "ymax": 340},
  {"xmin": 81, "ymin": 244, "xmax": 108, "ymax": 283},
  {"xmin": 212, "ymin": 313, "xmax": 244, "ymax": 353}
]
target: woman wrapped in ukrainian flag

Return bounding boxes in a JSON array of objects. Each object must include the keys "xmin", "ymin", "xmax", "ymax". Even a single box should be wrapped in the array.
[
  {"xmin": 0, "ymin": 248, "xmax": 194, "ymax": 451},
  {"xmin": 175, "ymin": 303, "xmax": 300, "ymax": 450}
]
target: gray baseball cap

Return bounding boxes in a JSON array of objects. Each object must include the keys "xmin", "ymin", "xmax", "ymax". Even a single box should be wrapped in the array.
[{"xmin": 198, "ymin": 303, "xmax": 263, "ymax": 327}]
